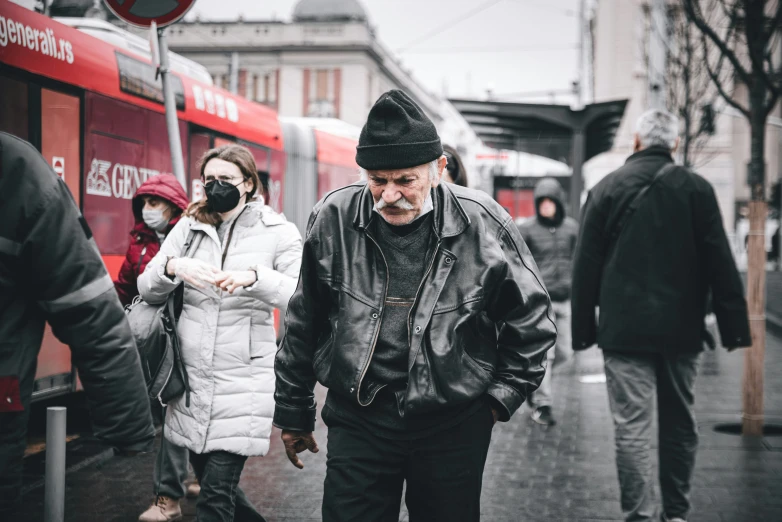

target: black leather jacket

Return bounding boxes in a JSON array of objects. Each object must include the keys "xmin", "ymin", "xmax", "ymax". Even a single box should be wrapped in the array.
[{"xmin": 273, "ymin": 182, "xmax": 556, "ymax": 432}]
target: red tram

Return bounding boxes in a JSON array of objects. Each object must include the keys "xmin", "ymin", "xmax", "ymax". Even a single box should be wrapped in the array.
[{"xmin": 0, "ymin": 2, "xmax": 359, "ymax": 401}]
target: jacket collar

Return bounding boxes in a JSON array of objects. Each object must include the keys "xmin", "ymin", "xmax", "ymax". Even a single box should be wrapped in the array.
[
  {"xmin": 625, "ymin": 145, "xmax": 674, "ymax": 165},
  {"xmin": 353, "ymin": 182, "xmax": 470, "ymax": 238},
  {"xmin": 188, "ymin": 203, "xmax": 285, "ymax": 234}
]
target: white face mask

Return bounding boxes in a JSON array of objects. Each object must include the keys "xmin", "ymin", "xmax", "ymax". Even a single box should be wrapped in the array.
[{"xmin": 142, "ymin": 208, "xmax": 169, "ymax": 232}]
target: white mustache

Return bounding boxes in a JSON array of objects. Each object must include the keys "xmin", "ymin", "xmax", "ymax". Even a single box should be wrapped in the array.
[{"xmin": 376, "ymin": 197, "xmax": 415, "ymax": 211}]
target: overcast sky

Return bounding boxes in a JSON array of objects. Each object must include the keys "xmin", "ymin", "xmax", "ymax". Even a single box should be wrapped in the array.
[{"xmin": 184, "ymin": 0, "xmax": 582, "ymax": 103}]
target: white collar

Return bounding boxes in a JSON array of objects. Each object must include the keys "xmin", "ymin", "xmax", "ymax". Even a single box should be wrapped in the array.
[{"xmin": 373, "ymin": 192, "xmax": 433, "ymax": 223}]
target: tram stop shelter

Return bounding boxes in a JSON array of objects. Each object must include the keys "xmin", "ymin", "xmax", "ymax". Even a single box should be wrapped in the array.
[{"xmin": 449, "ymin": 98, "xmax": 628, "ymax": 219}]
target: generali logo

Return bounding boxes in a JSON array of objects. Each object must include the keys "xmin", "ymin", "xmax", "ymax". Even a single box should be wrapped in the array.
[{"xmin": 86, "ymin": 158, "xmax": 170, "ymax": 199}]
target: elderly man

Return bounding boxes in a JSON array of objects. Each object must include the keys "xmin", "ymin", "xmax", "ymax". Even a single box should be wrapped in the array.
[
  {"xmin": 571, "ymin": 109, "xmax": 751, "ymax": 522},
  {"xmin": 274, "ymin": 90, "xmax": 556, "ymax": 521}
]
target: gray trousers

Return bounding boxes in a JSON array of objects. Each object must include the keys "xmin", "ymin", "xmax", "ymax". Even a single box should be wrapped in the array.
[
  {"xmin": 534, "ymin": 300, "xmax": 572, "ymax": 407},
  {"xmin": 154, "ymin": 416, "xmax": 189, "ymax": 499},
  {"xmin": 603, "ymin": 351, "xmax": 700, "ymax": 522}
]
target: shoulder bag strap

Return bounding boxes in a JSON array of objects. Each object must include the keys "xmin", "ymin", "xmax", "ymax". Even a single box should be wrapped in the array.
[{"xmin": 609, "ymin": 163, "xmax": 677, "ymax": 243}]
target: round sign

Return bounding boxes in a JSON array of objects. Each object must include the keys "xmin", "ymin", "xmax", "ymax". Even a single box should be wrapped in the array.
[{"xmin": 103, "ymin": 0, "xmax": 197, "ymax": 28}]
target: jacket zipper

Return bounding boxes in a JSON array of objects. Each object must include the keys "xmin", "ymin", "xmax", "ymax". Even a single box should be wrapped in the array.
[
  {"xmin": 136, "ymin": 246, "xmax": 147, "ymax": 277},
  {"xmin": 156, "ymin": 362, "xmax": 175, "ymax": 407},
  {"xmin": 356, "ymin": 229, "xmax": 390, "ymax": 406},
  {"xmin": 407, "ymin": 241, "xmax": 441, "ymax": 349}
]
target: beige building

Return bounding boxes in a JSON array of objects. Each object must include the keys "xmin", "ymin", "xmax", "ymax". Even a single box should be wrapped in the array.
[{"xmin": 587, "ymin": 0, "xmax": 781, "ymax": 237}]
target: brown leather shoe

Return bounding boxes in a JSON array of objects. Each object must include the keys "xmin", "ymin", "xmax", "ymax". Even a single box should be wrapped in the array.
[{"xmin": 138, "ymin": 496, "xmax": 182, "ymax": 522}]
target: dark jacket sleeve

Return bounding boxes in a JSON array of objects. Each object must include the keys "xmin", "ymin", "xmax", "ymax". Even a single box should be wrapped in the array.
[
  {"xmin": 114, "ymin": 246, "xmax": 138, "ymax": 307},
  {"xmin": 693, "ymin": 183, "xmax": 751, "ymax": 347},
  {"xmin": 571, "ymin": 192, "xmax": 607, "ymax": 350},
  {"xmin": 484, "ymin": 220, "xmax": 557, "ymax": 421},
  {"xmin": 273, "ymin": 211, "xmax": 328, "ymax": 432},
  {"xmin": 28, "ymin": 175, "xmax": 154, "ymax": 452}
]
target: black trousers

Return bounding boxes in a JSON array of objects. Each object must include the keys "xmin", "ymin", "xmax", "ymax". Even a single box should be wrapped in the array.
[
  {"xmin": 189, "ymin": 450, "xmax": 267, "ymax": 522},
  {"xmin": 322, "ymin": 402, "xmax": 494, "ymax": 522}
]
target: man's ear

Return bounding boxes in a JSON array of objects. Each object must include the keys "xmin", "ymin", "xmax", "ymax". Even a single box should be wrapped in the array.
[
  {"xmin": 671, "ymin": 136, "xmax": 680, "ymax": 154},
  {"xmin": 431, "ymin": 155, "xmax": 447, "ymax": 188}
]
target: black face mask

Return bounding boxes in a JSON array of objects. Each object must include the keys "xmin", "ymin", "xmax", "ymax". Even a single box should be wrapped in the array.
[{"xmin": 205, "ymin": 180, "xmax": 244, "ymax": 213}]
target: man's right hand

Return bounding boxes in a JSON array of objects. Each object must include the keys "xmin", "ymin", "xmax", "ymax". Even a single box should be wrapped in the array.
[{"xmin": 281, "ymin": 430, "xmax": 319, "ymax": 469}]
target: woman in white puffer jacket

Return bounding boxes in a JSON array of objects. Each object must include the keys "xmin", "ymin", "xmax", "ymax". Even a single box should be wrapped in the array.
[{"xmin": 138, "ymin": 145, "xmax": 302, "ymax": 522}]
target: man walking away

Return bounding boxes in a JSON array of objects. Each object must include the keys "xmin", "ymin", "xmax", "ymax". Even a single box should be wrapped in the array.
[
  {"xmin": 274, "ymin": 89, "xmax": 556, "ymax": 522},
  {"xmin": 571, "ymin": 110, "xmax": 751, "ymax": 522},
  {"xmin": 518, "ymin": 177, "xmax": 579, "ymax": 426},
  {"xmin": 0, "ymin": 132, "xmax": 155, "ymax": 516}
]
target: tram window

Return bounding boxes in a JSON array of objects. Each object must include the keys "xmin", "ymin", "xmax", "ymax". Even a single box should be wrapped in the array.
[
  {"xmin": 116, "ymin": 52, "xmax": 185, "ymax": 110},
  {"xmin": 0, "ymin": 76, "xmax": 29, "ymax": 139}
]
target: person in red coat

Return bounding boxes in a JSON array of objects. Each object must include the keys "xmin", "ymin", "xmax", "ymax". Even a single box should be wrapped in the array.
[{"xmin": 114, "ymin": 174, "xmax": 189, "ymax": 307}]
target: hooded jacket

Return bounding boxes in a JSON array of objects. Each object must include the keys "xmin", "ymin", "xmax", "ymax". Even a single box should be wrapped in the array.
[
  {"xmin": 516, "ymin": 178, "xmax": 579, "ymax": 302},
  {"xmin": 138, "ymin": 202, "xmax": 302, "ymax": 457},
  {"xmin": 114, "ymin": 174, "xmax": 189, "ymax": 306},
  {"xmin": 0, "ymin": 133, "xmax": 154, "ymax": 512}
]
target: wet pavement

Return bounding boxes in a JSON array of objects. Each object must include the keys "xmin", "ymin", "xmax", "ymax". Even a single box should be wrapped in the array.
[{"xmin": 18, "ymin": 335, "xmax": 782, "ymax": 522}]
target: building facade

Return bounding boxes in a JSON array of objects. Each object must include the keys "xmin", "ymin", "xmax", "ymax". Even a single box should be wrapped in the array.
[
  {"xmin": 588, "ymin": 0, "xmax": 782, "ymax": 240},
  {"xmin": 140, "ymin": 0, "xmax": 485, "ymax": 188}
]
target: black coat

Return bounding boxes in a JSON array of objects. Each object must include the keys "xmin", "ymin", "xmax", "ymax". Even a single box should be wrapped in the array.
[
  {"xmin": 0, "ymin": 133, "xmax": 154, "ymax": 510},
  {"xmin": 274, "ymin": 182, "xmax": 556, "ymax": 431},
  {"xmin": 517, "ymin": 178, "xmax": 579, "ymax": 302},
  {"xmin": 571, "ymin": 146, "xmax": 751, "ymax": 354}
]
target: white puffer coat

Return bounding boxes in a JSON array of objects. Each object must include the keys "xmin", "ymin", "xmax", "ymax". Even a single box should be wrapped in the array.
[{"xmin": 138, "ymin": 202, "xmax": 302, "ymax": 456}]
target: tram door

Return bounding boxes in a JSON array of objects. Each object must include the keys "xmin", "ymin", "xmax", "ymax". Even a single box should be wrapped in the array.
[{"xmin": 0, "ymin": 75, "xmax": 83, "ymax": 399}]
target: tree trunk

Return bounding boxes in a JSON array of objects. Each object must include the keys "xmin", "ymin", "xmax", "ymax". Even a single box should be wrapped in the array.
[{"xmin": 743, "ymin": 81, "xmax": 767, "ymax": 437}]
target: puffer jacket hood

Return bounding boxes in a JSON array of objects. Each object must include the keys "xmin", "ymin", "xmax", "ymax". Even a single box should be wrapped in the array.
[
  {"xmin": 534, "ymin": 177, "xmax": 566, "ymax": 224},
  {"xmin": 114, "ymin": 175, "xmax": 190, "ymax": 306},
  {"xmin": 131, "ymin": 174, "xmax": 189, "ymax": 224}
]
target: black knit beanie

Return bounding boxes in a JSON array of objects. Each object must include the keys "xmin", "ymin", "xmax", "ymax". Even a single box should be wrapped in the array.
[{"xmin": 356, "ymin": 90, "xmax": 443, "ymax": 170}]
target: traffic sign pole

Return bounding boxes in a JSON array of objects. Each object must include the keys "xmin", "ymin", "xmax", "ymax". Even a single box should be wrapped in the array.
[
  {"xmin": 102, "ymin": 1, "xmax": 197, "ymax": 190},
  {"xmin": 157, "ymin": 28, "xmax": 186, "ymax": 188}
]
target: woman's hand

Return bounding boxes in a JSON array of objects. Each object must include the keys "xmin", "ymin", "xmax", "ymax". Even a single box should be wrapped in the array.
[
  {"xmin": 172, "ymin": 257, "xmax": 220, "ymax": 288},
  {"xmin": 214, "ymin": 270, "xmax": 257, "ymax": 294}
]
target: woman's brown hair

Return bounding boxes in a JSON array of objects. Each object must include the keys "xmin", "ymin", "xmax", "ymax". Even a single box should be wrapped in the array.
[{"xmin": 187, "ymin": 144, "xmax": 260, "ymax": 225}]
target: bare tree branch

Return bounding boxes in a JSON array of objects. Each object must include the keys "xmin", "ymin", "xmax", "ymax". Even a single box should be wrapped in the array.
[
  {"xmin": 700, "ymin": 31, "xmax": 751, "ymax": 116},
  {"xmin": 682, "ymin": 0, "xmax": 752, "ymax": 85}
]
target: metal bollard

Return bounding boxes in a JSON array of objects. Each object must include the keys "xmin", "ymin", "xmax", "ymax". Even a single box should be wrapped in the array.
[{"xmin": 44, "ymin": 406, "xmax": 66, "ymax": 522}]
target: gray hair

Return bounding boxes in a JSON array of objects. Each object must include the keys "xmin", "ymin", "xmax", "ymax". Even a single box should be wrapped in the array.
[
  {"xmin": 359, "ymin": 159, "xmax": 441, "ymax": 182},
  {"xmin": 635, "ymin": 109, "xmax": 679, "ymax": 150}
]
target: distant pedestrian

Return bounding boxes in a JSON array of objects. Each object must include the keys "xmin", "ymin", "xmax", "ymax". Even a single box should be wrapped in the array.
[
  {"xmin": 274, "ymin": 89, "xmax": 556, "ymax": 522},
  {"xmin": 571, "ymin": 109, "xmax": 751, "ymax": 522},
  {"xmin": 124, "ymin": 175, "xmax": 199, "ymax": 522},
  {"xmin": 517, "ymin": 177, "xmax": 579, "ymax": 426},
  {"xmin": 0, "ymin": 132, "xmax": 155, "ymax": 516},
  {"xmin": 138, "ymin": 145, "xmax": 302, "ymax": 522},
  {"xmin": 442, "ymin": 144, "xmax": 469, "ymax": 187},
  {"xmin": 115, "ymin": 174, "xmax": 189, "ymax": 307}
]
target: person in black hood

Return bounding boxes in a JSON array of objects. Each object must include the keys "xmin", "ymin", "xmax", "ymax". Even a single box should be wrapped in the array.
[{"xmin": 517, "ymin": 177, "xmax": 579, "ymax": 426}]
